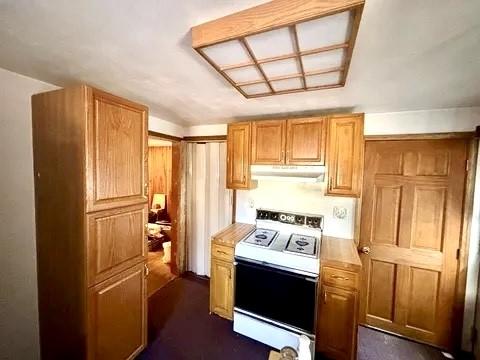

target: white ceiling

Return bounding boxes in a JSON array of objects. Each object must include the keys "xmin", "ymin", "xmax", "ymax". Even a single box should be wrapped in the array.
[{"xmin": 0, "ymin": 0, "xmax": 479, "ymax": 125}]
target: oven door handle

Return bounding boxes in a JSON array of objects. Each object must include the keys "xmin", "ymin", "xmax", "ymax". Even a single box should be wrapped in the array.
[{"xmin": 234, "ymin": 257, "xmax": 318, "ymax": 282}]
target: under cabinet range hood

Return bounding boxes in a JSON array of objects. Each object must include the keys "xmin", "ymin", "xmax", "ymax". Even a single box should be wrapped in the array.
[{"xmin": 250, "ymin": 165, "xmax": 325, "ymax": 183}]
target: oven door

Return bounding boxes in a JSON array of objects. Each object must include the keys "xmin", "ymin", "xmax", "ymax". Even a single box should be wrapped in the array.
[{"xmin": 234, "ymin": 258, "xmax": 318, "ymax": 334}]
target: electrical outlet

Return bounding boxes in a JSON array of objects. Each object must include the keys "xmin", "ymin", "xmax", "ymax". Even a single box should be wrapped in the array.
[
  {"xmin": 248, "ymin": 198, "xmax": 255, "ymax": 208},
  {"xmin": 333, "ymin": 206, "xmax": 347, "ymax": 219}
]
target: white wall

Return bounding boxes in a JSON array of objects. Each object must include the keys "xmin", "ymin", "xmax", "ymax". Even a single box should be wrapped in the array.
[
  {"xmin": 184, "ymin": 124, "xmax": 227, "ymax": 137},
  {"xmin": 364, "ymin": 107, "xmax": 480, "ymax": 135},
  {"xmin": 149, "ymin": 115, "xmax": 185, "ymax": 137},
  {"xmin": 0, "ymin": 68, "xmax": 57, "ymax": 360},
  {"xmin": 236, "ymin": 181, "xmax": 356, "ymax": 239}
]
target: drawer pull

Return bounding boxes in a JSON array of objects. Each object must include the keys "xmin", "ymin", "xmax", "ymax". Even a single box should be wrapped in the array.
[
  {"xmin": 330, "ymin": 274, "xmax": 349, "ymax": 281},
  {"xmin": 216, "ymin": 250, "xmax": 228, "ymax": 255}
]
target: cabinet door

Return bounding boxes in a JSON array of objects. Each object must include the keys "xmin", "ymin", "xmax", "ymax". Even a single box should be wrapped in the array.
[
  {"xmin": 210, "ymin": 259, "xmax": 233, "ymax": 320},
  {"xmin": 251, "ymin": 120, "xmax": 286, "ymax": 164},
  {"xmin": 286, "ymin": 117, "xmax": 326, "ymax": 165},
  {"xmin": 86, "ymin": 88, "xmax": 148, "ymax": 212},
  {"xmin": 326, "ymin": 115, "xmax": 364, "ymax": 197},
  {"xmin": 317, "ymin": 284, "xmax": 358, "ymax": 360},
  {"xmin": 227, "ymin": 122, "xmax": 253, "ymax": 189},
  {"xmin": 87, "ymin": 204, "xmax": 147, "ymax": 286},
  {"xmin": 88, "ymin": 263, "xmax": 146, "ymax": 360}
]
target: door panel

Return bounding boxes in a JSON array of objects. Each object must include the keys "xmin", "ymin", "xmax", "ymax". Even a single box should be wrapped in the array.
[
  {"xmin": 88, "ymin": 263, "xmax": 146, "ymax": 360},
  {"xmin": 326, "ymin": 115, "xmax": 363, "ymax": 197},
  {"xmin": 227, "ymin": 122, "xmax": 252, "ymax": 189},
  {"xmin": 372, "ymin": 184, "xmax": 402, "ymax": 246},
  {"xmin": 406, "ymin": 267, "xmax": 439, "ymax": 332},
  {"xmin": 368, "ymin": 260, "xmax": 396, "ymax": 321},
  {"xmin": 411, "ymin": 186, "xmax": 446, "ymax": 251},
  {"xmin": 360, "ymin": 139, "xmax": 468, "ymax": 349},
  {"xmin": 86, "ymin": 88, "xmax": 148, "ymax": 212},
  {"xmin": 210, "ymin": 259, "xmax": 233, "ymax": 319},
  {"xmin": 286, "ymin": 117, "xmax": 326, "ymax": 165},
  {"xmin": 251, "ymin": 120, "xmax": 286, "ymax": 164},
  {"xmin": 317, "ymin": 285, "xmax": 357, "ymax": 360},
  {"xmin": 87, "ymin": 204, "xmax": 147, "ymax": 286}
]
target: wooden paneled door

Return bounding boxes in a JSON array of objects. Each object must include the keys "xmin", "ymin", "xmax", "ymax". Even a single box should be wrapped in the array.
[
  {"xmin": 359, "ymin": 139, "xmax": 468, "ymax": 349},
  {"xmin": 251, "ymin": 120, "xmax": 286, "ymax": 164},
  {"xmin": 86, "ymin": 88, "xmax": 148, "ymax": 212}
]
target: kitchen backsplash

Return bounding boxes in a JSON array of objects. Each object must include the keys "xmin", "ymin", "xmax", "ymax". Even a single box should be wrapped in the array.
[{"xmin": 235, "ymin": 180, "xmax": 356, "ymax": 239}]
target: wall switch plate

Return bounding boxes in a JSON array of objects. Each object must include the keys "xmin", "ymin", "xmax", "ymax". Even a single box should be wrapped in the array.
[{"xmin": 333, "ymin": 206, "xmax": 347, "ymax": 219}]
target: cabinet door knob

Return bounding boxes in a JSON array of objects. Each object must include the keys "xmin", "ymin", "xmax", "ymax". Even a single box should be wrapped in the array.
[{"xmin": 359, "ymin": 246, "xmax": 371, "ymax": 255}]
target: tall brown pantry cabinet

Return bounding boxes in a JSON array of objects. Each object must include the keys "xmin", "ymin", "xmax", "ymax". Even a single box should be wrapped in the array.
[{"xmin": 32, "ymin": 85, "xmax": 148, "ymax": 360}]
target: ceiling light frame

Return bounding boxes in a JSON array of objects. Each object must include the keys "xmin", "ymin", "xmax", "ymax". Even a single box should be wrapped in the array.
[{"xmin": 191, "ymin": 0, "xmax": 365, "ymax": 98}]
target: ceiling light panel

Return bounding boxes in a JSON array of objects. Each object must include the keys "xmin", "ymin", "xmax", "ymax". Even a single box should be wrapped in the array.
[
  {"xmin": 296, "ymin": 11, "xmax": 352, "ymax": 51},
  {"xmin": 260, "ymin": 58, "xmax": 299, "ymax": 78},
  {"xmin": 305, "ymin": 72, "xmax": 342, "ymax": 88},
  {"xmin": 246, "ymin": 27, "xmax": 294, "ymax": 59},
  {"xmin": 271, "ymin": 78, "xmax": 303, "ymax": 92},
  {"xmin": 302, "ymin": 49, "xmax": 345, "ymax": 72},
  {"xmin": 201, "ymin": 40, "xmax": 251, "ymax": 67},
  {"xmin": 224, "ymin": 66, "xmax": 263, "ymax": 83},
  {"xmin": 240, "ymin": 83, "xmax": 271, "ymax": 96},
  {"xmin": 191, "ymin": 0, "xmax": 364, "ymax": 98}
]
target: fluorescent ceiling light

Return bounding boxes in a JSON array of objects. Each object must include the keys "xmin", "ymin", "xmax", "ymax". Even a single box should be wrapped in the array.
[{"xmin": 192, "ymin": 0, "xmax": 365, "ymax": 98}]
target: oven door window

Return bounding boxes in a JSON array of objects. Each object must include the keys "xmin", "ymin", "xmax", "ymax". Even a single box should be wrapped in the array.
[{"xmin": 235, "ymin": 259, "xmax": 317, "ymax": 333}]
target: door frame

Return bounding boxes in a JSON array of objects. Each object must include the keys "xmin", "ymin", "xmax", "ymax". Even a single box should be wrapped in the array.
[
  {"xmin": 356, "ymin": 131, "xmax": 478, "ymax": 351},
  {"xmin": 148, "ymin": 130, "xmax": 186, "ymax": 275}
]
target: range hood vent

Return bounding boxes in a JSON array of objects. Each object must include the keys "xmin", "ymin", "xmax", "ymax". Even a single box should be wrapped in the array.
[{"xmin": 251, "ymin": 165, "xmax": 325, "ymax": 183}]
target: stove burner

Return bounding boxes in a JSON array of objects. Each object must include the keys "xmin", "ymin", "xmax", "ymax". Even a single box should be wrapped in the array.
[
  {"xmin": 295, "ymin": 240, "xmax": 309, "ymax": 247},
  {"xmin": 243, "ymin": 228, "xmax": 278, "ymax": 247},
  {"xmin": 284, "ymin": 233, "xmax": 318, "ymax": 256}
]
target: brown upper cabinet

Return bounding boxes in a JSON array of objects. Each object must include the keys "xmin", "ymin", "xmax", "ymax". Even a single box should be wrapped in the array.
[
  {"xmin": 251, "ymin": 117, "xmax": 327, "ymax": 165},
  {"xmin": 226, "ymin": 114, "xmax": 363, "ymax": 196},
  {"xmin": 251, "ymin": 120, "xmax": 286, "ymax": 164},
  {"xmin": 227, "ymin": 122, "xmax": 256, "ymax": 189},
  {"xmin": 326, "ymin": 114, "xmax": 364, "ymax": 197},
  {"xmin": 286, "ymin": 117, "xmax": 327, "ymax": 165},
  {"xmin": 86, "ymin": 88, "xmax": 148, "ymax": 212}
]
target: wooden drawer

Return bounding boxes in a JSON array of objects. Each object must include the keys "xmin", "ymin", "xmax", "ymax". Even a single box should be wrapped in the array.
[
  {"xmin": 322, "ymin": 267, "xmax": 359, "ymax": 290},
  {"xmin": 211, "ymin": 243, "xmax": 234, "ymax": 262}
]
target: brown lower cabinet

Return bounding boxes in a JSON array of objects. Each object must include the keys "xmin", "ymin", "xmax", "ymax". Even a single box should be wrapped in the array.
[
  {"xmin": 209, "ymin": 223, "xmax": 255, "ymax": 320},
  {"xmin": 210, "ymin": 257, "xmax": 234, "ymax": 320},
  {"xmin": 32, "ymin": 85, "xmax": 148, "ymax": 359},
  {"xmin": 316, "ymin": 266, "xmax": 360, "ymax": 360}
]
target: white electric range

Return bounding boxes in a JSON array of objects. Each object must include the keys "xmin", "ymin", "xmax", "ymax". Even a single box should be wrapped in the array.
[{"xmin": 233, "ymin": 209, "xmax": 323, "ymax": 356}]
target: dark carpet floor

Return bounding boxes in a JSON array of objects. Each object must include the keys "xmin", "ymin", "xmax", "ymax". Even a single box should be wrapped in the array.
[{"xmin": 137, "ymin": 274, "xmax": 451, "ymax": 360}]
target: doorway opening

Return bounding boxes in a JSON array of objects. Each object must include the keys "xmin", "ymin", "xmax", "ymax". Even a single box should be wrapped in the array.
[{"xmin": 147, "ymin": 136, "xmax": 177, "ymax": 297}]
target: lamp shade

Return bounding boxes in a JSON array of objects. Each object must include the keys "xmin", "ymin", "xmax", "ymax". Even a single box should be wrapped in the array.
[{"xmin": 151, "ymin": 193, "xmax": 166, "ymax": 210}]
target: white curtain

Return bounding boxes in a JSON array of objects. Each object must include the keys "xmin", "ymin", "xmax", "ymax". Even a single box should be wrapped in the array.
[{"xmin": 186, "ymin": 142, "xmax": 233, "ymax": 276}]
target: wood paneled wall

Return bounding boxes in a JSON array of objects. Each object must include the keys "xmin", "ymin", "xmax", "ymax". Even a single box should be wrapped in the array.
[{"xmin": 148, "ymin": 146, "xmax": 172, "ymax": 219}]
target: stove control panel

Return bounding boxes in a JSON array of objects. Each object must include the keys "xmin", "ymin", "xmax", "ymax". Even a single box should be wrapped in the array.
[{"xmin": 256, "ymin": 209, "xmax": 323, "ymax": 229}]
